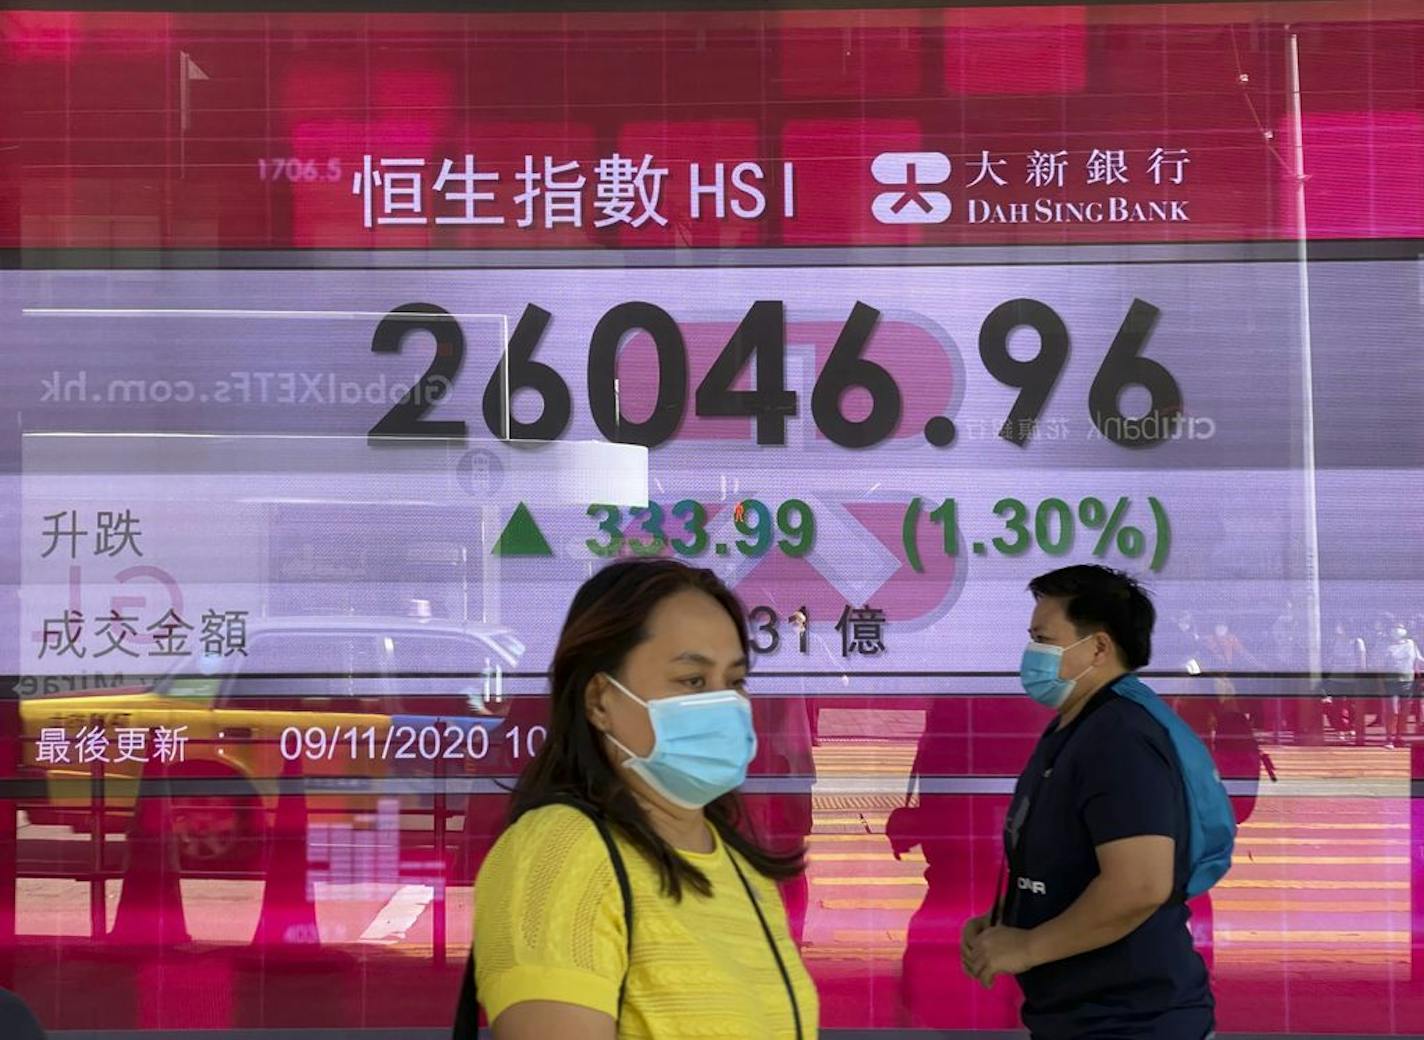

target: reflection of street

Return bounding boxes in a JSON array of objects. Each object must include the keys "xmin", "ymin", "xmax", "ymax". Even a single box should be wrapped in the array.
[
  {"xmin": 13, "ymin": 812, "xmax": 450, "ymax": 948},
  {"xmin": 797, "ymin": 713, "xmax": 1018, "ymax": 1030},
  {"xmin": 784, "ymin": 719, "xmax": 1419, "ymax": 1031},
  {"xmin": 8, "ymin": 712, "xmax": 1424, "ymax": 1031},
  {"xmin": 1213, "ymin": 744, "xmax": 1411, "ymax": 978}
]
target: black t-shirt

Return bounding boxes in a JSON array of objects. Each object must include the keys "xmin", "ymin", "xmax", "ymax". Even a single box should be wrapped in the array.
[{"xmin": 1001, "ymin": 680, "xmax": 1214, "ymax": 1040}]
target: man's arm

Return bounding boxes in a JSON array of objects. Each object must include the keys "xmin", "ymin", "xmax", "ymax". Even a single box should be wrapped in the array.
[
  {"xmin": 1025, "ymin": 834, "xmax": 1174, "ymax": 965},
  {"xmin": 964, "ymin": 835, "xmax": 1174, "ymax": 983},
  {"xmin": 966, "ymin": 713, "xmax": 1183, "ymax": 986}
]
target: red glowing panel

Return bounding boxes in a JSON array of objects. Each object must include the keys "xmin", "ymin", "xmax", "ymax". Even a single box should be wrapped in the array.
[
  {"xmin": 776, "ymin": 18, "xmax": 925, "ymax": 100},
  {"xmin": 779, "ymin": 117, "xmax": 924, "ymax": 245},
  {"xmin": 944, "ymin": 6, "xmax": 1087, "ymax": 96},
  {"xmin": 1283, "ymin": 110, "xmax": 1424, "ymax": 239}
]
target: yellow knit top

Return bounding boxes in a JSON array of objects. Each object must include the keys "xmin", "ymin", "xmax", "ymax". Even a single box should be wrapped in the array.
[{"xmin": 473, "ymin": 803, "xmax": 819, "ymax": 1038}]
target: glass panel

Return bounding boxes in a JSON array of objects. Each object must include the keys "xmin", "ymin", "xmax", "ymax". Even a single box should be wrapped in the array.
[{"xmin": 2, "ymin": 3, "xmax": 1421, "ymax": 1036}]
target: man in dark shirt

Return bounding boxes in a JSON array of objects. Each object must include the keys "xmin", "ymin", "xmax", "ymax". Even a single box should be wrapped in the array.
[{"xmin": 962, "ymin": 565, "xmax": 1214, "ymax": 1039}]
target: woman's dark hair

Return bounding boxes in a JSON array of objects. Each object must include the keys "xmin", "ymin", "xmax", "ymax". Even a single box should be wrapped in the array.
[
  {"xmin": 1028, "ymin": 564, "xmax": 1155, "ymax": 670},
  {"xmin": 509, "ymin": 558, "xmax": 804, "ymax": 899}
]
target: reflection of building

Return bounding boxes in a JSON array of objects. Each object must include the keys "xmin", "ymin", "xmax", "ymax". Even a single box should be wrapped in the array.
[
  {"xmin": 306, "ymin": 797, "xmax": 446, "ymax": 946},
  {"xmin": 267, "ymin": 504, "xmax": 496, "ymax": 623},
  {"xmin": 308, "ymin": 797, "xmax": 400, "ymax": 895}
]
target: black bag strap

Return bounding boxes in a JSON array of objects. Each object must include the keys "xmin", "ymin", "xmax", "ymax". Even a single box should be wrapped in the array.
[
  {"xmin": 726, "ymin": 851, "xmax": 804, "ymax": 1040},
  {"xmin": 999, "ymin": 687, "xmax": 1118, "ymax": 926},
  {"xmin": 452, "ymin": 950, "xmax": 480, "ymax": 1040},
  {"xmin": 453, "ymin": 797, "xmax": 635, "ymax": 1038}
]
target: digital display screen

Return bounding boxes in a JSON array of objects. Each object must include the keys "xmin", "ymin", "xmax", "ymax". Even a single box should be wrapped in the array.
[{"xmin": 2, "ymin": 4, "xmax": 1423, "ymax": 1035}]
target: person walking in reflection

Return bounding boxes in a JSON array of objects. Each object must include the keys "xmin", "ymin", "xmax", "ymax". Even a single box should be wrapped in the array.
[
  {"xmin": 1322, "ymin": 619, "xmax": 1369, "ymax": 746},
  {"xmin": 1203, "ymin": 619, "xmax": 1260, "ymax": 674},
  {"xmin": 1160, "ymin": 611, "xmax": 1214, "ymax": 738},
  {"xmin": 1167, "ymin": 611, "xmax": 1204, "ymax": 667},
  {"xmin": 1270, "ymin": 600, "xmax": 1304, "ymax": 669},
  {"xmin": 1204, "ymin": 619, "xmax": 1275, "ymax": 737},
  {"xmin": 743, "ymin": 692, "xmax": 816, "ymax": 946},
  {"xmin": 888, "ymin": 697, "xmax": 1019, "ymax": 1030},
  {"xmin": 1380, "ymin": 624, "xmax": 1423, "ymax": 748},
  {"xmin": 1271, "ymin": 599, "xmax": 1322, "ymax": 742},
  {"xmin": 1412, "ymin": 615, "xmax": 1424, "ymax": 727},
  {"xmin": 468, "ymin": 560, "xmax": 817, "ymax": 1039}
]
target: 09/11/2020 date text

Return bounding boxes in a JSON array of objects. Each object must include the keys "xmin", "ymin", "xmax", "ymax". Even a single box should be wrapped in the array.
[{"xmin": 278, "ymin": 723, "xmax": 547, "ymax": 763}]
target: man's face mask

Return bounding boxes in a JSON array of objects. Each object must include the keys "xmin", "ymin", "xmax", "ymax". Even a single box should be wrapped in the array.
[{"xmin": 1018, "ymin": 635, "xmax": 1096, "ymax": 709}]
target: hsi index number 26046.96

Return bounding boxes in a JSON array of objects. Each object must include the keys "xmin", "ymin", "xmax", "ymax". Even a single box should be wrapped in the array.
[{"xmin": 364, "ymin": 297, "xmax": 1183, "ymax": 450}]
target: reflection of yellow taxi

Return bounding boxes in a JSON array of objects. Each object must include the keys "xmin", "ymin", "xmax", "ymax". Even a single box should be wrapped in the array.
[{"xmin": 20, "ymin": 617, "xmax": 522, "ymax": 870}]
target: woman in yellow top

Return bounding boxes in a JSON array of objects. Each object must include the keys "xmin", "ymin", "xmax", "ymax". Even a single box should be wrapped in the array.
[{"xmin": 473, "ymin": 559, "xmax": 818, "ymax": 1038}]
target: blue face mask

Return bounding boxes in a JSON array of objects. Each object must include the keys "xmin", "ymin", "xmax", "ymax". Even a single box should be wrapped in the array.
[
  {"xmin": 602, "ymin": 674, "xmax": 758, "ymax": 810},
  {"xmin": 1019, "ymin": 635, "xmax": 1096, "ymax": 709}
]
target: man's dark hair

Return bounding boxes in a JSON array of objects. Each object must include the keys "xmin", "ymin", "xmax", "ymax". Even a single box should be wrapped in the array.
[{"xmin": 1028, "ymin": 564, "xmax": 1154, "ymax": 670}]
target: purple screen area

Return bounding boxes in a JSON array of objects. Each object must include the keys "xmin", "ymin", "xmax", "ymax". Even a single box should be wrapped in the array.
[
  {"xmin": 1, "ymin": 257, "xmax": 1423, "ymax": 1033},
  {"xmin": 7, "ymin": 260, "xmax": 1418, "ymax": 677}
]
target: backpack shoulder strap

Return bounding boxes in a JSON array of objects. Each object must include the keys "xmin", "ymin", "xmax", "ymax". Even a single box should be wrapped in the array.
[{"xmin": 453, "ymin": 797, "xmax": 635, "ymax": 1038}]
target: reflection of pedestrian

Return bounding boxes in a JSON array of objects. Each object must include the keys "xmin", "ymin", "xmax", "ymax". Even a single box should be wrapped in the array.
[
  {"xmin": 1212, "ymin": 697, "xmax": 1269, "ymax": 825},
  {"xmin": 1160, "ymin": 612, "xmax": 1205, "ymax": 674},
  {"xmin": 1272, "ymin": 600, "xmax": 1323, "ymax": 742},
  {"xmin": 1171, "ymin": 680, "xmax": 1269, "ymax": 826},
  {"xmin": 888, "ymin": 698, "xmax": 1017, "ymax": 1029},
  {"xmin": 1205, "ymin": 621, "xmax": 1276, "ymax": 736},
  {"xmin": 1200, "ymin": 692, "xmax": 1271, "ymax": 972},
  {"xmin": 1323, "ymin": 621, "xmax": 1369, "ymax": 745},
  {"xmin": 744, "ymin": 693, "xmax": 816, "ymax": 944},
  {"xmin": 1203, "ymin": 621, "xmax": 1261, "ymax": 672},
  {"xmin": 1380, "ymin": 625, "xmax": 1423, "ymax": 748},
  {"xmin": 1164, "ymin": 672, "xmax": 1270, "ymax": 975},
  {"xmin": 1270, "ymin": 600, "xmax": 1304, "ymax": 671},
  {"xmin": 1160, "ymin": 613, "xmax": 1218, "ymax": 752},
  {"xmin": 1413, "ymin": 616, "xmax": 1424, "ymax": 715}
]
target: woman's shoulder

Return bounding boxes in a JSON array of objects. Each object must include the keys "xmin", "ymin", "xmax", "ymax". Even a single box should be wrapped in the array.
[
  {"xmin": 480, "ymin": 803, "xmax": 619, "ymax": 889},
  {"xmin": 496, "ymin": 803, "xmax": 610, "ymax": 856}
]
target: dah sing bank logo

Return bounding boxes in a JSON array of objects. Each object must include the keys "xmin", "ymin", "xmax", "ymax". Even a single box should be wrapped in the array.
[
  {"xmin": 870, "ymin": 148, "xmax": 1193, "ymax": 227},
  {"xmin": 871, "ymin": 152, "xmax": 953, "ymax": 223}
]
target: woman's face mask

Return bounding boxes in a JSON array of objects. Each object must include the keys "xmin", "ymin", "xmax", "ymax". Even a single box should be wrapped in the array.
[{"xmin": 600, "ymin": 674, "xmax": 757, "ymax": 809}]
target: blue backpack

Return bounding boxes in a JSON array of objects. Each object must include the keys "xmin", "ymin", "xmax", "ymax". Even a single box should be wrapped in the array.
[{"xmin": 1113, "ymin": 674, "xmax": 1236, "ymax": 898}]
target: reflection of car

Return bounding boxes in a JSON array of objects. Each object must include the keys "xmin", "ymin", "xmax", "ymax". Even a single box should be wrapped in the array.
[{"xmin": 20, "ymin": 617, "xmax": 522, "ymax": 870}]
